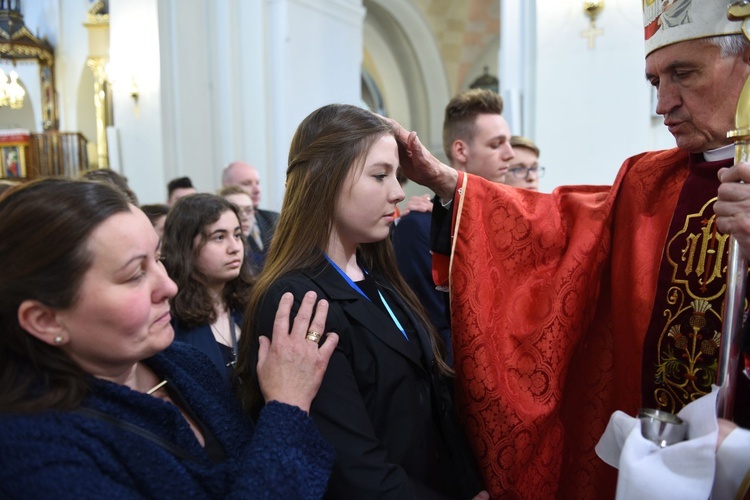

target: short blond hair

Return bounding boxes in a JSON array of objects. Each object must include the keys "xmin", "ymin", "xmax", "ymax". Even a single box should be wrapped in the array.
[
  {"xmin": 443, "ymin": 89, "xmax": 504, "ymax": 161},
  {"xmin": 510, "ymin": 136, "xmax": 540, "ymax": 157}
]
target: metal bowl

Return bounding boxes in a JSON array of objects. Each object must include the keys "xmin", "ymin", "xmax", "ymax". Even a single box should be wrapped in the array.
[{"xmin": 638, "ymin": 408, "xmax": 687, "ymax": 448}]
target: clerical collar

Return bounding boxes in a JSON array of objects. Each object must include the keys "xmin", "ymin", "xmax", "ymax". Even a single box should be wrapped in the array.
[{"xmin": 703, "ymin": 144, "xmax": 734, "ymax": 162}]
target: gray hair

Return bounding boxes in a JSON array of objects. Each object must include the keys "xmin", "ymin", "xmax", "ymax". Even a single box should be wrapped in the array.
[{"xmin": 704, "ymin": 34, "xmax": 750, "ymax": 57}]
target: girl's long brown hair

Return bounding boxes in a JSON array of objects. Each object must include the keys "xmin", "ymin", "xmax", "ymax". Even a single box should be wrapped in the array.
[{"xmin": 235, "ymin": 104, "xmax": 451, "ymax": 415}]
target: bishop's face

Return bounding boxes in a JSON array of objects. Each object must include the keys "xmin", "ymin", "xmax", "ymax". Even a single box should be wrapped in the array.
[{"xmin": 646, "ymin": 38, "xmax": 750, "ymax": 153}]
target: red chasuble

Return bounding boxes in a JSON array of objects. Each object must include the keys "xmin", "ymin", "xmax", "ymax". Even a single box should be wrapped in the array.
[{"xmin": 439, "ymin": 148, "xmax": 750, "ymax": 498}]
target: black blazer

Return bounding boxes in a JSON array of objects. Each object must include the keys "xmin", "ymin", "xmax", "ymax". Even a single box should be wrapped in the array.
[
  {"xmin": 254, "ymin": 261, "xmax": 482, "ymax": 499},
  {"xmin": 392, "ymin": 209, "xmax": 453, "ymax": 365},
  {"xmin": 246, "ymin": 208, "xmax": 279, "ymax": 271},
  {"xmin": 254, "ymin": 208, "xmax": 279, "ymax": 250}
]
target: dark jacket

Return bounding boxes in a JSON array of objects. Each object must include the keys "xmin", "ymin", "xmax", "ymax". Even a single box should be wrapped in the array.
[
  {"xmin": 392, "ymin": 209, "xmax": 453, "ymax": 364},
  {"xmin": 247, "ymin": 208, "xmax": 280, "ymax": 271},
  {"xmin": 254, "ymin": 261, "xmax": 482, "ymax": 499},
  {"xmin": 0, "ymin": 342, "xmax": 334, "ymax": 499},
  {"xmin": 172, "ymin": 310, "xmax": 243, "ymax": 383},
  {"xmin": 255, "ymin": 208, "xmax": 279, "ymax": 249}
]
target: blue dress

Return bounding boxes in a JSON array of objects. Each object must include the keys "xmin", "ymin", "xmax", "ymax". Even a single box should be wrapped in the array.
[{"xmin": 172, "ymin": 310, "xmax": 243, "ymax": 383}]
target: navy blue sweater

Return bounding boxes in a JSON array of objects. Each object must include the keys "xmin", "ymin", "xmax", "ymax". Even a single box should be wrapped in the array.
[{"xmin": 0, "ymin": 342, "xmax": 334, "ymax": 499}]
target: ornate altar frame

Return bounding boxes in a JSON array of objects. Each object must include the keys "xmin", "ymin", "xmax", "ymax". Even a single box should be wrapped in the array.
[{"xmin": 0, "ymin": 1, "xmax": 58, "ymax": 130}]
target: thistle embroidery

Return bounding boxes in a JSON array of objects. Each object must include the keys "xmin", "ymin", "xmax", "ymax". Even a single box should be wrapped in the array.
[{"xmin": 652, "ymin": 201, "xmax": 727, "ymax": 412}]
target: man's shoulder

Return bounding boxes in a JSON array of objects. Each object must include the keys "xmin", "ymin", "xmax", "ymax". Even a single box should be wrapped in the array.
[
  {"xmin": 266, "ymin": 268, "xmax": 325, "ymax": 296},
  {"xmin": 256, "ymin": 208, "xmax": 280, "ymax": 220},
  {"xmin": 626, "ymin": 147, "xmax": 687, "ymax": 167},
  {"xmin": 395, "ymin": 210, "xmax": 431, "ymax": 230}
]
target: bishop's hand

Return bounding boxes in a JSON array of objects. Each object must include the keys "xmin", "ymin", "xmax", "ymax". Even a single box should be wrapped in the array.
[
  {"xmin": 716, "ymin": 161, "xmax": 750, "ymax": 259},
  {"xmin": 382, "ymin": 116, "xmax": 458, "ymax": 201}
]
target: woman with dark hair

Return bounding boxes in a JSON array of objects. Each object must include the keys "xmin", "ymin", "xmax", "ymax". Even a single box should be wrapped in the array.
[
  {"xmin": 0, "ymin": 178, "xmax": 338, "ymax": 498},
  {"xmin": 80, "ymin": 167, "xmax": 139, "ymax": 204},
  {"xmin": 235, "ymin": 104, "xmax": 486, "ymax": 499},
  {"xmin": 162, "ymin": 193, "xmax": 252, "ymax": 381},
  {"xmin": 140, "ymin": 203, "xmax": 169, "ymax": 238},
  {"xmin": 218, "ymin": 185, "xmax": 264, "ymax": 274}
]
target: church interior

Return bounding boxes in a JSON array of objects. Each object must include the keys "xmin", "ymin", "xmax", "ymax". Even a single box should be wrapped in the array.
[{"xmin": 0, "ymin": 0, "xmax": 673, "ymax": 206}]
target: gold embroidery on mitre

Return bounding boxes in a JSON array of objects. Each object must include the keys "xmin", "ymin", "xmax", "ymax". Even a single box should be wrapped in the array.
[{"xmin": 653, "ymin": 198, "xmax": 724, "ymax": 412}]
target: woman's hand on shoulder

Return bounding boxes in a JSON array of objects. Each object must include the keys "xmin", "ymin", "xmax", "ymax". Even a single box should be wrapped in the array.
[{"xmin": 256, "ymin": 291, "xmax": 338, "ymax": 413}]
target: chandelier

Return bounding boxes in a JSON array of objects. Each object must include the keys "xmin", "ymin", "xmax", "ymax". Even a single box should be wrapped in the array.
[{"xmin": 0, "ymin": 68, "xmax": 24, "ymax": 109}]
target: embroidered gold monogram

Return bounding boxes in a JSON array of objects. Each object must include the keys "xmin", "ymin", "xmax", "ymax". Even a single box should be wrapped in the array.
[
  {"xmin": 671, "ymin": 201, "xmax": 728, "ymax": 299},
  {"xmin": 652, "ymin": 197, "xmax": 724, "ymax": 411}
]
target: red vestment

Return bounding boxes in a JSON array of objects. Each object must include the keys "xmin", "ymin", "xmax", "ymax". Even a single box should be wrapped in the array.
[{"xmin": 438, "ymin": 148, "xmax": 749, "ymax": 498}]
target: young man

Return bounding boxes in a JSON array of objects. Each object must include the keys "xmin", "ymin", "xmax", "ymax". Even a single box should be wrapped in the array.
[
  {"xmin": 166, "ymin": 176, "xmax": 196, "ymax": 207},
  {"xmin": 503, "ymin": 136, "xmax": 542, "ymax": 191},
  {"xmin": 395, "ymin": 1, "xmax": 750, "ymax": 497},
  {"xmin": 392, "ymin": 89, "xmax": 514, "ymax": 365}
]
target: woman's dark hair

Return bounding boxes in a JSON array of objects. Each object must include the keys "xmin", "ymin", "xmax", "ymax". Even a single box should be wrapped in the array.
[
  {"xmin": 161, "ymin": 193, "xmax": 253, "ymax": 328},
  {"xmin": 0, "ymin": 178, "xmax": 131, "ymax": 413},
  {"xmin": 0, "ymin": 179, "xmax": 20, "ymax": 199},
  {"xmin": 140, "ymin": 203, "xmax": 169, "ymax": 226},
  {"xmin": 80, "ymin": 168, "xmax": 139, "ymax": 205}
]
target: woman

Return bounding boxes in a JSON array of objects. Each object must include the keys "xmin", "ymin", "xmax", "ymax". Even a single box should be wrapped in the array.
[
  {"xmin": 0, "ymin": 178, "xmax": 338, "ymax": 498},
  {"xmin": 140, "ymin": 203, "xmax": 169, "ymax": 238},
  {"xmin": 235, "ymin": 104, "xmax": 485, "ymax": 499},
  {"xmin": 162, "ymin": 194, "xmax": 251, "ymax": 381}
]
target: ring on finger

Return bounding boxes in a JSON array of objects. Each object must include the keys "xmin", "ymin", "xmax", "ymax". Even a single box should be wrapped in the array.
[{"xmin": 305, "ymin": 330, "xmax": 322, "ymax": 344}]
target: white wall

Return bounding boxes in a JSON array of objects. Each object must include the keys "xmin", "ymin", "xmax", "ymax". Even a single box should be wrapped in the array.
[
  {"xmin": 265, "ymin": 0, "xmax": 365, "ymax": 209},
  {"xmin": 109, "ymin": 0, "xmax": 165, "ymax": 202},
  {"xmin": 23, "ymin": 0, "xmax": 682, "ymax": 202},
  {"xmin": 53, "ymin": 0, "xmax": 91, "ymax": 135},
  {"xmin": 533, "ymin": 0, "xmax": 673, "ymax": 191}
]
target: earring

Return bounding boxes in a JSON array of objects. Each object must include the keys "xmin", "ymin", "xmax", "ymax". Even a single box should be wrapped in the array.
[{"xmin": 53, "ymin": 335, "xmax": 63, "ymax": 345}]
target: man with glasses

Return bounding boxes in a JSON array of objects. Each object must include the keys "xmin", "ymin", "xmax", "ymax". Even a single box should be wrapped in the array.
[
  {"xmin": 221, "ymin": 162, "xmax": 279, "ymax": 271},
  {"xmin": 503, "ymin": 136, "xmax": 544, "ymax": 191}
]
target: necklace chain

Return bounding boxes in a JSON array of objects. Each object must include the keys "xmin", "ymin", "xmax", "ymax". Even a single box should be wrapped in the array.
[
  {"xmin": 210, "ymin": 316, "xmax": 238, "ymax": 367},
  {"xmin": 210, "ymin": 322, "xmax": 232, "ymax": 347}
]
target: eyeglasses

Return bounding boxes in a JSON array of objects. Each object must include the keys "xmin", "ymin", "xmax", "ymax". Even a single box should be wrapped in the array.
[
  {"xmin": 236, "ymin": 206, "xmax": 255, "ymax": 216},
  {"xmin": 508, "ymin": 165, "xmax": 546, "ymax": 180}
]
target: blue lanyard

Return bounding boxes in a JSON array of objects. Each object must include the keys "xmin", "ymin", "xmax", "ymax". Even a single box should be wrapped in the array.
[{"xmin": 323, "ymin": 254, "xmax": 408, "ymax": 340}]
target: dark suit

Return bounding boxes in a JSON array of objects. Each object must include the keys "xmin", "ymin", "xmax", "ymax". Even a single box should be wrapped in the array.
[
  {"xmin": 247, "ymin": 208, "xmax": 279, "ymax": 271},
  {"xmin": 392, "ymin": 209, "xmax": 453, "ymax": 365},
  {"xmin": 254, "ymin": 261, "xmax": 482, "ymax": 499}
]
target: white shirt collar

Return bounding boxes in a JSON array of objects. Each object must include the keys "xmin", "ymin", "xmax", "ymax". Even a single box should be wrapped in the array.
[{"xmin": 703, "ymin": 144, "xmax": 734, "ymax": 162}]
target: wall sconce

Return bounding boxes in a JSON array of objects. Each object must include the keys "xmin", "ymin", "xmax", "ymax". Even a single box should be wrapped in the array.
[
  {"xmin": 581, "ymin": 1, "xmax": 604, "ymax": 49},
  {"xmin": 129, "ymin": 76, "xmax": 139, "ymax": 103},
  {"xmin": 129, "ymin": 76, "xmax": 140, "ymax": 117}
]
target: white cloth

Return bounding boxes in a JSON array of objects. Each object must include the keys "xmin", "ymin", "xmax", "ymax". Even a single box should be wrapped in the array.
[
  {"xmin": 596, "ymin": 386, "xmax": 720, "ymax": 499},
  {"xmin": 714, "ymin": 427, "xmax": 750, "ymax": 499}
]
